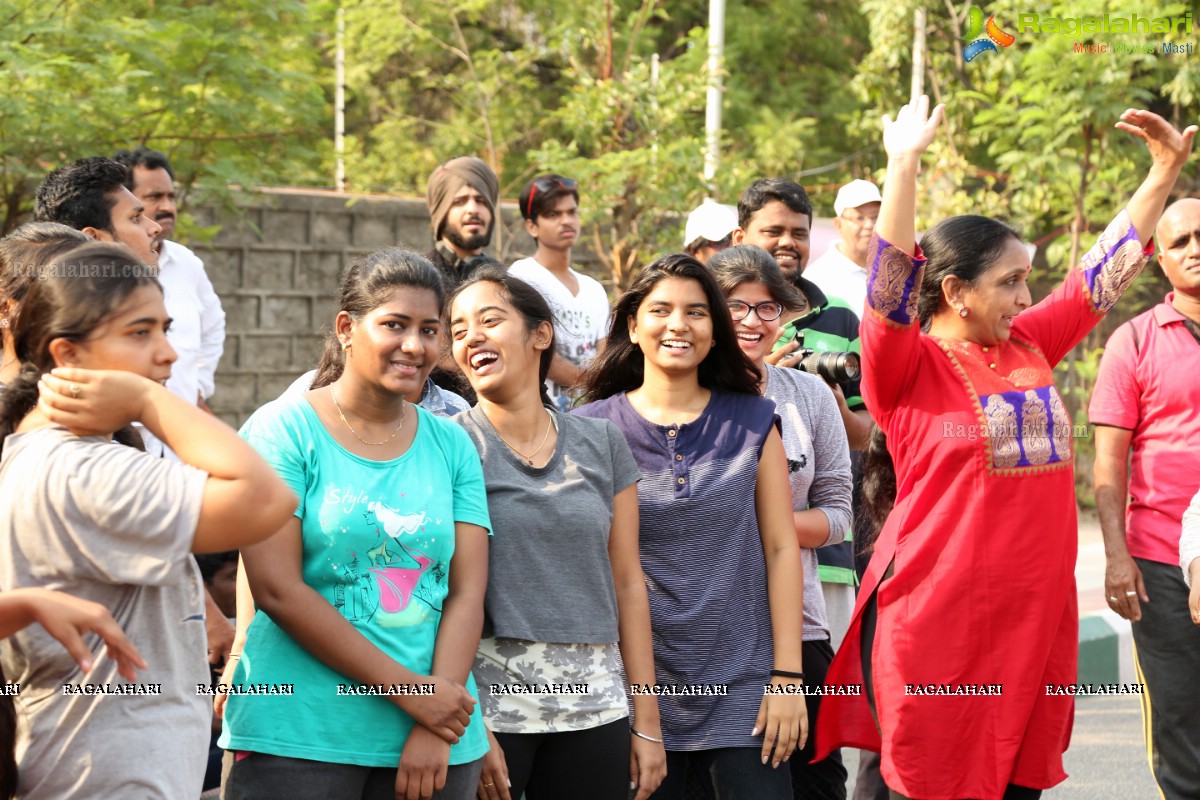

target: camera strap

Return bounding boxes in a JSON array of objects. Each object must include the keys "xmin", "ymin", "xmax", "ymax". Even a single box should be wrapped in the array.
[{"xmin": 1182, "ymin": 317, "xmax": 1200, "ymax": 348}]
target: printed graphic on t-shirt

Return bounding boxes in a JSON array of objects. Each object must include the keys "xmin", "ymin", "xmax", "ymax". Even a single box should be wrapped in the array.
[
  {"xmin": 556, "ymin": 308, "xmax": 600, "ymax": 366},
  {"xmin": 320, "ymin": 492, "xmax": 448, "ymax": 626}
]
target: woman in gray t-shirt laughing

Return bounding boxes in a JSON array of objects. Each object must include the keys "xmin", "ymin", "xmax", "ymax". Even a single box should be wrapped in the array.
[{"xmin": 448, "ymin": 267, "xmax": 665, "ymax": 800}]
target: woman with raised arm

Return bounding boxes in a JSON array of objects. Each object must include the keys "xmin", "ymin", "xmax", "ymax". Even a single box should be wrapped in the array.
[
  {"xmin": 0, "ymin": 242, "xmax": 296, "ymax": 799},
  {"xmin": 575, "ymin": 253, "xmax": 806, "ymax": 799},
  {"xmin": 814, "ymin": 98, "xmax": 1196, "ymax": 800},
  {"xmin": 447, "ymin": 267, "xmax": 665, "ymax": 800}
]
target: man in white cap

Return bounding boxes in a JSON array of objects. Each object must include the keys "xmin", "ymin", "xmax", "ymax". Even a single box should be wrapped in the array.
[
  {"xmin": 804, "ymin": 179, "xmax": 881, "ymax": 316},
  {"xmin": 683, "ymin": 200, "xmax": 738, "ymax": 265}
]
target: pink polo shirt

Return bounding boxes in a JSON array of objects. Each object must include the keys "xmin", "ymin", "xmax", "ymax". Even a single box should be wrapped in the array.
[{"xmin": 1089, "ymin": 293, "xmax": 1200, "ymax": 565}]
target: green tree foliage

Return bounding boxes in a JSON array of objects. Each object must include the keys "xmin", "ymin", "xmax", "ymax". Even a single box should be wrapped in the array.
[
  {"xmin": 0, "ymin": 1, "xmax": 327, "ymax": 231},
  {"xmin": 336, "ymin": 0, "xmax": 874, "ymax": 287}
]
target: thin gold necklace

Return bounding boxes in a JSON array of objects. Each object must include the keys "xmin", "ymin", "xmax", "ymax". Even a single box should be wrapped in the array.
[
  {"xmin": 329, "ymin": 387, "xmax": 406, "ymax": 446},
  {"xmin": 494, "ymin": 409, "xmax": 553, "ymax": 465}
]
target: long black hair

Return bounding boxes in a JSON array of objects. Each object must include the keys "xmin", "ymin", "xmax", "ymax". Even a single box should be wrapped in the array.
[
  {"xmin": 861, "ymin": 215, "xmax": 1022, "ymax": 541},
  {"xmin": 579, "ymin": 252, "xmax": 760, "ymax": 403},
  {"xmin": 310, "ymin": 249, "xmax": 446, "ymax": 390},
  {"xmin": 915, "ymin": 215, "xmax": 1022, "ymax": 329},
  {"xmin": 0, "ymin": 242, "xmax": 160, "ymax": 452},
  {"xmin": 446, "ymin": 266, "xmax": 557, "ymax": 407}
]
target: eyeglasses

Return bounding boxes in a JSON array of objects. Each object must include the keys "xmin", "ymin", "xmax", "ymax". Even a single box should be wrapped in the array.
[
  {"xmin": 840, "ymin": 211, "xmax": 879, "ymax": 227},
  {"xmin": 525, "ymin": 176, "xmax": 578, "ymax": 218},
  {"xmin": 727, "ymin": 300, "xmax": 784, "ymax": 322}
]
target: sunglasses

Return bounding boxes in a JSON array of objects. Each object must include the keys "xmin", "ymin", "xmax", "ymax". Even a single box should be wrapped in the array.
[
  {"xmin": 525, "ymin": 176, "xmax": 578, "ymax": 218},
  {"xmin": 727, "ymin": 300, "xmax": 784, "ymax": 322}
]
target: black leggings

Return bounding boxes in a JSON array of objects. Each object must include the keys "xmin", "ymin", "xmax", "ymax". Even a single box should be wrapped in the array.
[
  {"xmin": 493, "ymin": 718, "xmax": 630, "ymax": 800},
  {"xmin": 860, "ymin": 576, "xmax": 1041, "ymax": 800}
]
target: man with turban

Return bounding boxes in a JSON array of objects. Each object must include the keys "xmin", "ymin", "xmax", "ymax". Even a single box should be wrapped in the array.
[{"xmin": 425, "ymin": 156, "xmax": 501, "ymax": 289}]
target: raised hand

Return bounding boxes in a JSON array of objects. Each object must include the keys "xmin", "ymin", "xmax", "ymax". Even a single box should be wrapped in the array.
[
  {"xmin": 882, "ymin": 95, "xmax": 945, "ymax": 160},
  {"xmin": 1115, "ymin": 109, "xmax": 1196, "ymax": 172}
]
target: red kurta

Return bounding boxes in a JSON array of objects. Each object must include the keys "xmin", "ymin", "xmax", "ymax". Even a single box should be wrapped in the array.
[{"xmin": 814, "ymin": 211, "xmax": 1151, "ymax": 800}]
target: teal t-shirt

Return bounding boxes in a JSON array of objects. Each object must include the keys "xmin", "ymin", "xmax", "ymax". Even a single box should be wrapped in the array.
[{"xmin": 219, "ymin": 395, "xmax": 491, "ymax": 766}]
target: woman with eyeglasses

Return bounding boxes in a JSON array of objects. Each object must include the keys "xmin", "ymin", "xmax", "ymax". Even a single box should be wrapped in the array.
[
  {"xmin": 709, "ymin": 244, "xmax": 853, "ymax": 795},
  {"xmin": 575, "ymin": 253, "xmax": 807, "ymax": 799}
]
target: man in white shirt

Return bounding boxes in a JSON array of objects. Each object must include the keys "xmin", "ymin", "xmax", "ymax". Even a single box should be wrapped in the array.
[
  {"xmin": 114, "ymin": 148, "xmax": 226, "ymax": 421},
  {"xmin": 803, "ymin": 179, "xmax": 881, "ymax": 317},
  {"xmin": 509, "ymin": 175, "xmax": 609, "ymax": 407},
  {"xmin": 115, "ymin": 148, "xmax": 231, "ymax": 682}
]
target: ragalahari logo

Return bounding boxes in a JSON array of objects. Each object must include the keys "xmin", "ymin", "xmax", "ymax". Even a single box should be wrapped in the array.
[{"xmin": 963, "ymin": 7, "xmax": 1016, "ymax": 61}]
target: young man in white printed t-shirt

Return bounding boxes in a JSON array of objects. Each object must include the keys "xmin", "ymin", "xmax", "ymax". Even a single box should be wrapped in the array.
[{"xmin": 509, "ymin": 174, "xmax": 610, "ymax": 408}]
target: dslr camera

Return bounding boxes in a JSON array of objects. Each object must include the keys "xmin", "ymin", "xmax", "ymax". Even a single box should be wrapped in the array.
[{"xmin": 777, "ymin": 328, "xmax": 861, "ymax": 384}]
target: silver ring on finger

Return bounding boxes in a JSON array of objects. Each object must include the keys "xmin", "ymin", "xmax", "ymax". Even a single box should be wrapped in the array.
[
  {"xmin": 1125, "ymin": 590, "xmax": 1137, "ymax": 597},
  {"xmin": 69, "ymin": 382, "xmax": 83, "ymax": 398}
]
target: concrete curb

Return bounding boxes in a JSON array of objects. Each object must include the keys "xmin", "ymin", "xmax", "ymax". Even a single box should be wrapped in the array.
[{"xmin": 1078, "ymin": 608, "xmax": 1135, "ymax": 685}]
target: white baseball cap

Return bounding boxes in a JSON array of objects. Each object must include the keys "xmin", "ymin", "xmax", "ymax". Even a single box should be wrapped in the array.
[
  {"xmin": 834, "ymin": 180, "xmax": 883, "ymax": 217},
  {"xmin": 684, "ymin": 201, "xmax": 738, "ymax": 248}
]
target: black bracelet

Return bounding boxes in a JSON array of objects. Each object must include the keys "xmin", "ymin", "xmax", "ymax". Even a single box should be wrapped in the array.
[{"xmin": 769, "ymin": 669, "xmax": 806, "ymax": 682}]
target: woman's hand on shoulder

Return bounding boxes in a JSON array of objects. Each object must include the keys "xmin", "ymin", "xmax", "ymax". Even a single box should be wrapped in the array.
[
  {"xmin": 1116, "ymin": 109, "xmax": 1196, "ymax": 173},
  {"xmin": 882, "ymin": 95, "xmax": 944, "ymax": 160},
  {"xmin": 38, "ymin": 368, "xmax": 154, "ymax": 436}
]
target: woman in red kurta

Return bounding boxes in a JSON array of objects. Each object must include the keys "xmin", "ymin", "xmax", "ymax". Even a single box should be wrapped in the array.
[{"xmin": 814, "ymin": 99, "xmax": 1196, "ymax": 800}]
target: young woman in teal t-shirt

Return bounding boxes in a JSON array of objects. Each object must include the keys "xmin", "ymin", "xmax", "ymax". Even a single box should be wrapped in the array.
[{"xmin": 221, "ymin": 250, "xmax": 491, "ymax": 799}]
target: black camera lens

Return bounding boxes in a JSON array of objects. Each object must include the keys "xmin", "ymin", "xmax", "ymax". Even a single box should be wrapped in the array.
[{"xmin": 797, "ymin": 351, "xmax": 861, "ymax": 384}]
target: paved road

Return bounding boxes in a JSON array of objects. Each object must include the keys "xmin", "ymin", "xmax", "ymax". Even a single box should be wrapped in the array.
[
  {"xmin": 842, "ymin": 694, "xmax": 1160, "ymax": 798},
  {"xmin": 842, "ymin": 511, "xmax": 1163, "ymax": 798}
]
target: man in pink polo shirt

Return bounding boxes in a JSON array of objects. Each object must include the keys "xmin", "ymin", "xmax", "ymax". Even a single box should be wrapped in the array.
[{"xmin": 1090, "ymin": 197, "xmax": 1200, "ymax": 800}]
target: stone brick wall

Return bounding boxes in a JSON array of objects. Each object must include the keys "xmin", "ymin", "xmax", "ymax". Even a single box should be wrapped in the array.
[{"xmin": 192, "ymin": 187, "xmax": 594, "ymax": 427}]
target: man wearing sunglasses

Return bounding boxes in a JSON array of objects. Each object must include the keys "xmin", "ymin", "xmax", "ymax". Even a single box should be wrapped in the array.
[{"xmin": 510, "ymin": 174, "xmax": 609, "ymax": 408}]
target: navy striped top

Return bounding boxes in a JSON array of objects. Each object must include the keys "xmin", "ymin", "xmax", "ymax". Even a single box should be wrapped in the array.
[{"xmin": 574, "ymin": 389, "xmax": 779, "ymax": 750}]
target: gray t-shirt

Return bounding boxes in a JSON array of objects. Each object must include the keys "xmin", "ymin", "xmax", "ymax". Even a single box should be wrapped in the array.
[
  {"xmin": 764, "ymin": 365, "xmax": 853, "ymax": 641},
  {"xmin": 0, "ymin": 426, "xmax": 209, "ymax": 799},
  {"xmin": 454, "ymin": 406, "xmax": 640, "ymax": 642}
]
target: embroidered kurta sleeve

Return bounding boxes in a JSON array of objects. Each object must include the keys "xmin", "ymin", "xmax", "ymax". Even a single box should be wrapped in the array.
[
  {"xmin": 860, "ymin": 233, "xmax": 927, "ymax": 420},
  {"xmin": 1013, "ymin": 209, "xmax": 1152, "ymax": 367}
]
